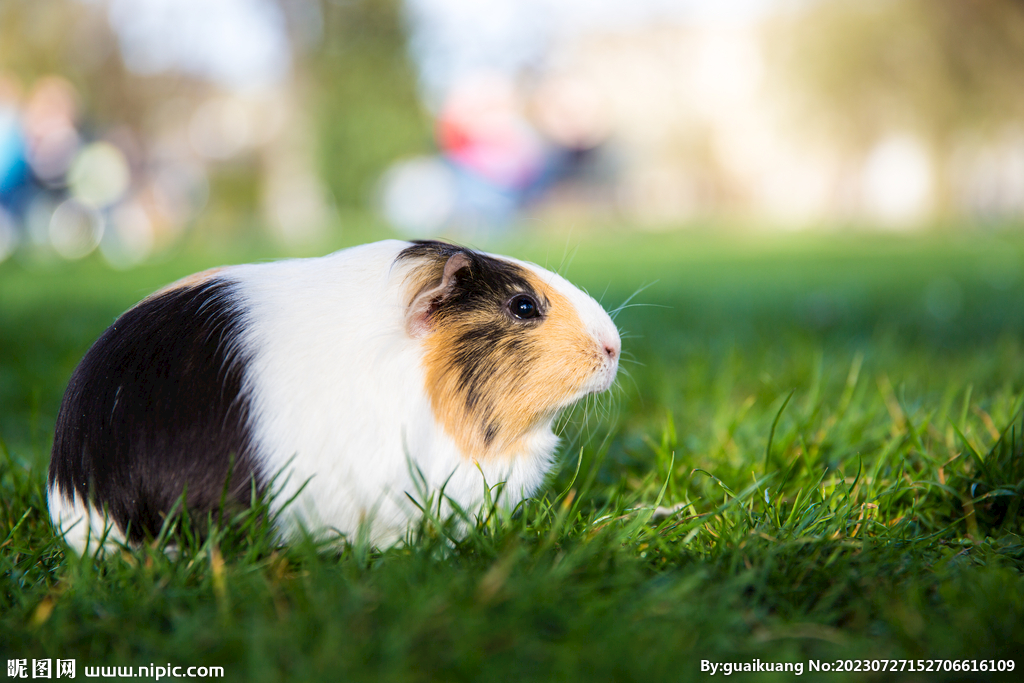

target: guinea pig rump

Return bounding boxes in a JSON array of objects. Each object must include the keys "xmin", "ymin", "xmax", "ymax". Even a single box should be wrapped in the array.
[{"xmin": 47, "ymin": 279, "xmax": 264, "ymax": 550}]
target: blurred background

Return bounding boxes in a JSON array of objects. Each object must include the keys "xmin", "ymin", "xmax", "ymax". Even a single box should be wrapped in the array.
[{"xmin": 2, "ymin": 0, "xmax": 1024, "ymax": 267}]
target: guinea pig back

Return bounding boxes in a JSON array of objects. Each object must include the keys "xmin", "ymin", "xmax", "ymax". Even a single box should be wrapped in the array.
[{"xmin": 47, "ymin": 239, "xmax": 620, "ymax": 552}]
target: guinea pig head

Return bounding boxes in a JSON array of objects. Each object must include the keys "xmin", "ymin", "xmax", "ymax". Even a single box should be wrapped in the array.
[{"xmin": 399, "ymin": 241, "xmax": 620, "ymax": 460}]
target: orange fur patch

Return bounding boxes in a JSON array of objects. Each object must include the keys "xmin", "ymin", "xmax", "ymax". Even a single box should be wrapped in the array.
[
  {"xmin": 146, "ymin": 267, "xmax": 226, "ymax": 301},
  {"xmin": 422, "ymin": 270, "xmax": 604, "ymax": 461}
]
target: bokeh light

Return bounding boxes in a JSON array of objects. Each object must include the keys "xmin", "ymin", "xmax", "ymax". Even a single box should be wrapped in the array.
[
  {"xmin": 23, "ymin": 77, "xmax": 80, "ymax": 186},
  {"xmin": 68, "ymin": 141, "xmax": 131, "ymax": 208},
  {"xmin": 188, "ymin": 97, "xmax": 257, "ymax": 161},
  {"xmin": 861, "ymin": 135, "xmax": 933, "ymax": 226},
  {"xmin": 146, "ymin": 159, "xmax": 209, "ymax": 230},
  {"xmin": 49, "ymin": 198, "xmax": 103, "ymax": 260},
  {"xmin": 100, "ymin": 200, "xmax": 156, "ymax": 269},
  {"xmin": 377, "ymin": 156, "xmax": 457, "ymax": 236}
]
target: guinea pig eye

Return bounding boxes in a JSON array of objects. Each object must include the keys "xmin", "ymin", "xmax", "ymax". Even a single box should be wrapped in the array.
[{"xmin": 508, "ymin": 294, "xmax": 540, "ymax": 320}]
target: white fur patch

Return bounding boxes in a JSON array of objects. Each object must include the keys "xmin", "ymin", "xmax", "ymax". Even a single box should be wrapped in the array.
[{"xmin": 47, "ymin": 486, "xmax": 126, "ymax": 555}]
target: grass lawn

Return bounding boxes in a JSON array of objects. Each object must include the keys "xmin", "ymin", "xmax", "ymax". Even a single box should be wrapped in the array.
[{"xmin": 2, "ymin": 227, "xmax": 1023, "ymax": 681}]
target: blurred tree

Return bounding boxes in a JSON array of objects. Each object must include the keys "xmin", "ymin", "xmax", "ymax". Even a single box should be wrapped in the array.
[
  {"xmin": 0, "ymin": 0, "xmax": 207, "ymax": 133},
  {"xmin": 779, "ymin": 0, "xmax": 1024, "ymax": 146},
  {"xmin": 0, "ymin": 0, "xmax": 79, "ymax": 81},
  {"xmin": 303, "ymin": 0, "xmax": 431, "ymax": 209},
  {"xmin": 2, "ymin": 0, "xmax": 430, "ymax": 216}
]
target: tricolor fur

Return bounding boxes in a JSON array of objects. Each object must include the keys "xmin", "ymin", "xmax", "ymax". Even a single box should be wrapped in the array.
[{"xmin": 48, "ymin": 240, "xmax": 620, "ymax": 553}]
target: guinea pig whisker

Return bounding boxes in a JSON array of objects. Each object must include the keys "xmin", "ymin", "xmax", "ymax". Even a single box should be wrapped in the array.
[
  {"xmin": 555, "ymin": 239, "xmax": 580, "ymax": 277},
  {"xmin": 609, "ymin": 303, "xmax": 669, "ymax": 323},
  {"xmin": 607, "ymin": 282, "xmax": 658, "ymax": 320},
  {"xmin": 615, "ymin": 301, "xmax": 668, "ymax": 311}
]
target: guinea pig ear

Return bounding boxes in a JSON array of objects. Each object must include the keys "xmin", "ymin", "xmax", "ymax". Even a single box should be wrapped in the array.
[{"xmin": 406, "ymin": 251, "xmax": 472, "ymax": 338}]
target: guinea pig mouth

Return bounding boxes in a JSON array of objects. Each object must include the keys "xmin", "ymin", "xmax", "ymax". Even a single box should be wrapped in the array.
[
  {"xmin": 592, "ymin": 369, "xmax": 618, "ymax": 394},
  {"xmin": 577, "ymin": 358, "xmax": 618, "ymax": 398}
]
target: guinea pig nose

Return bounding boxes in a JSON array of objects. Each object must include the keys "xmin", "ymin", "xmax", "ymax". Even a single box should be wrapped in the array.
[{"xmin": 601, "ymin": 335, "xmax": 620, "ymax": 361}]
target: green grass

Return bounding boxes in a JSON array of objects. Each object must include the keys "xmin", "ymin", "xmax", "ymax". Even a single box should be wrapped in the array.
[{"xmin": 2, "ymin": 228, "xmax": 1024, "ymax": 681}]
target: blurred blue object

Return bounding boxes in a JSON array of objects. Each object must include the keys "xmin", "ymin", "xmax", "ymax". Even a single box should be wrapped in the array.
[{"xmin": 0, "ymin": 105, "xmax": 32, "ymax": 218}]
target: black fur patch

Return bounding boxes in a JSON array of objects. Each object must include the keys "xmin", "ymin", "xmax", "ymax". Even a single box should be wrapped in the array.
[
  {"xmin": 48, "ymin": 279, "xmax": 263, "ymax": 544},
  {"xmin": 484, "ymin": 422, "xmax": 500, "ymax": 446},
  {"xmin": 397, "ymin": 240, "xmax": 547, "ymax": 323}
]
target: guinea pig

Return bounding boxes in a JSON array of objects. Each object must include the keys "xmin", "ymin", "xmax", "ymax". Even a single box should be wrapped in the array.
[{"xmin": 47, "ymin": 239, "xmax": 620, "ymax": 553}]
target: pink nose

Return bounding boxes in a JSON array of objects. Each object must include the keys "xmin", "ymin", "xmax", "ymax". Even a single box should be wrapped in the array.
[{"xmin": 602, "ymin": 334, "xmax": 621, "ymax": 361}]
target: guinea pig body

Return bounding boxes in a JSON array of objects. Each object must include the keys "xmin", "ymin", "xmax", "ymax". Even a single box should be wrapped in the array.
[{"xmin": 47, "ymin": 240, "xmax": 620, "ymax": 553}]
